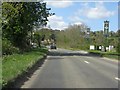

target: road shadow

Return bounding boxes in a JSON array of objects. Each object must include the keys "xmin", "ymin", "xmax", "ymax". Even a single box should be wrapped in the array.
[
  {"xmin": 48, "ymin": 56, "xmax": 64, "ymax": 60},
  {"xmin": 48, "ymin": 51, "xmax": 101, "ymax": 57}
]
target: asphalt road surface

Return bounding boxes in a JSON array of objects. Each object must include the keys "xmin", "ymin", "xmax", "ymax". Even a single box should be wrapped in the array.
[{"xmin": 21, "ymin": 48, "xmax": 119, "ymax": 88}]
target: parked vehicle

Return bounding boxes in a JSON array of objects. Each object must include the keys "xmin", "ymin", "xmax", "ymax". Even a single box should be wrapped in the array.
[{"xmin": 50, "ymin": 43, "xmax": 57, "ymax": 49}]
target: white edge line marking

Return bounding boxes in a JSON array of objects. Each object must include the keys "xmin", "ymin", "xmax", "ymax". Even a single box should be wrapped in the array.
[
  {"xmin": 115, "ymin": 77, "xmax": 120, "ymax": 81},
  {"xmin": 84, "ymin": 61, "xmax": 90, "ymax": 64},
  {"xmin": 102, "ymin": 57, "xmax": 118, "ymax": 63}
]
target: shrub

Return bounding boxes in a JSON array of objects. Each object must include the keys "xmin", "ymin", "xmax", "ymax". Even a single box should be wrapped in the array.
[{"xmin": 2, "ymin": 38, "xmax": 19, "ymax": 55}]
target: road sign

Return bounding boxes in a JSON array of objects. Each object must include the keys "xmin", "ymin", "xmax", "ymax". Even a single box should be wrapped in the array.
[{"xmin": 104, "ymin": 20, "xmax": 109, "ymax": 37}]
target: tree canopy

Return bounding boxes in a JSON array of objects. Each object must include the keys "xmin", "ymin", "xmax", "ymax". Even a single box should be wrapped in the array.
[{"xmin": 2, "ymin": 2, "xmax": 53, "ymax": 51}]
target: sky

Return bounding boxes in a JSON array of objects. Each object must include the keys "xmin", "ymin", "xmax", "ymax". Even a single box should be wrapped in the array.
[{"xmin": 44, "ymin": 0, "xmax": 119, "ymax": 32}]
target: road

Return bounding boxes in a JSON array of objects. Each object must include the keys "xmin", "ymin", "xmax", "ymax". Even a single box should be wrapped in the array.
[{"xmin": 21, "ymin": 48, "xmax": 119, "ymax": 88}]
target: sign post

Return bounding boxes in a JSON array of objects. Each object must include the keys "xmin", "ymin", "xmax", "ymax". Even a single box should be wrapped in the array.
[{"xmin": 103, "ymin": 20, "xmax": 109, "ymax": 52}]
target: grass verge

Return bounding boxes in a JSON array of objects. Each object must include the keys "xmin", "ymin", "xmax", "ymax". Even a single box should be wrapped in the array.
[
  {"xmin": 2, "ymin": 48, "xmax": 48, "ymax": 87},
  {"xmin": 88, "ymin": 50, "xmax": 119, "ymax": 60},
  {"xmin": 58, "ymin": 47, "xmax": 119, "ymax": 60}
]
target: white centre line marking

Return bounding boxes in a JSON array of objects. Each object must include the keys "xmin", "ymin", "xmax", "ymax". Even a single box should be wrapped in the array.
[
  {"xmin": 115, "ymin": 77, "xmax": 120, "ymax": 81},
  {"xmin": 84, "ymin": 61, "xmax": 90, "ymax": 64}
]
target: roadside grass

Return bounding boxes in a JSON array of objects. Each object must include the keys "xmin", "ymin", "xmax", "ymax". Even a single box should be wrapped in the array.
[
  {"xmin": 2, "ymin": 48, "xmax": 48, "ymax": 86},
  {"xmin": 102, "ymin": 54, "xmax": 119, "ymax": 60},
  {"xmin": 58, "ymin": 46, "xmax": 119, "ymax": 60},
  {"xmin": 88, "ymin": 50, "xmax": 119, "ymax": 60}
]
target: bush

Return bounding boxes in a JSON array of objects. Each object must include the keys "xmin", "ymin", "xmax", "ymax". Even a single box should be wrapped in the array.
[
  {"xmin": 116, "ymin": 42, "xmax": 120, "ymax": 53},
  {"xmin": 2, "ymin": 38, "xmax": 19, "ymax": 55}
]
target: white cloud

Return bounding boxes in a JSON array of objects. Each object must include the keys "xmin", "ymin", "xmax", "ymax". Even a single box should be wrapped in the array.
[
  {"xmin": 69, "ymin": 16, "xmax": 80, "ymax": 22},
  {"xmin": 47, "ymin": 15, "xmax": 68, "ymax": 30},
  {"xmin": 76, "ymin": 2, "xmax": 115, "ymax": 19},
  {"xmin": 45, "ymin": 0, "xmax": 73, "ymax": 8},
  {"xmin": 68, "ymin": 15, "xmax": 87, "ymax": 26},
  {"xmin": 74, "ymin": 22, "xmax": 82, "ymax": 25}
]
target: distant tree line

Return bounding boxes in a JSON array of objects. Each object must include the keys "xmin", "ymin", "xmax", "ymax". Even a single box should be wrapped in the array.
[
  {"xmin": 33, "ymin": 28, "xmax": 57, "ymax": 46},
  {"xmin": 56, "ymin": 24, "xmax": 90, "ymax": 50},
  {"xmin": 28, "ymin": 24, "xmax": 119, "ymax": 53},
  {"xmin": 55, "ymin": 24, "xmax": 120, "ymax": 52}
]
